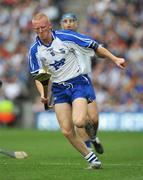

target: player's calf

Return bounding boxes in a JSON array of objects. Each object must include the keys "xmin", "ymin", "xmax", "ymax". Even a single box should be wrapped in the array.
[{"xmin": 85, "ymin": 122, "xmax": 104, "ymax": 154}]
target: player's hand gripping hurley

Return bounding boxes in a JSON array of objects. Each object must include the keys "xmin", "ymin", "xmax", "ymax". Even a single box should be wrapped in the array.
[{"xmin": 34, "ymin": 71, "xmax": 52, "ymax": 110}]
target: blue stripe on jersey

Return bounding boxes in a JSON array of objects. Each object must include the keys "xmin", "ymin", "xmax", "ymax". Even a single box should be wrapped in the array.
[
  {"xmin": 29, "ymin": 42, "xmax": 40, "ymax": 73},
  {"xmin": 55, "ymin": 30, "xmax": 99, "ymax": 50}
]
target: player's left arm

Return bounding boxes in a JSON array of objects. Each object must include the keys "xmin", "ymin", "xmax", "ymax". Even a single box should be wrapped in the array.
[
  {"xmin": 56, "ymin": 30, "xmax": 126, "ymax": 69},
  {"xmin": 96, "ymin": 46, "xmax": 126, "ymax": 69}
]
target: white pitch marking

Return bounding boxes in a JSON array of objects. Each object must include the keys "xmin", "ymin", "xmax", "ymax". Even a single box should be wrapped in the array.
[
  {"xmin": 104, "ymin": 163, "xmax": 143, "ymax": 167},
  {"xmin": 38, "ymin": 162, "xmax": 143, "ymax": 167}
]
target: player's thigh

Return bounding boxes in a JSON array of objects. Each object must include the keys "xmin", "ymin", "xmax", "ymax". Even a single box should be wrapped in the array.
[
  {"xmin": 54, "ymin": 103, "xmax": 73, "ymax": 131},
  {"xmin": 87, "ymin": 101, "xmax": 99, "ymax": 122},
  {"xmin": 72, "ymin": 98, "xmax": 88, "ymax": 125}
]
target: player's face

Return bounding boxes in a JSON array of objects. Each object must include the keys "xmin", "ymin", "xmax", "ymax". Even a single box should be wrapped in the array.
[
  {"xmin": 61, "ymin": 18, "xmax": 78, "ymax": 31},
  {"xmin": 32, "ymin": 17, "xmax": 52, "ymax": 41}
]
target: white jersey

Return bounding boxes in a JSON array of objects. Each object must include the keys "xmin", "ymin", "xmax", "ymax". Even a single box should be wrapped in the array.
[
  {"xmin": 37, "ymin": 37, "xmax": 82, "ymax": 82},
  {"xmin": 73, "ymin": 43, "xmax": 94, "ymax": 74},
  {"xmin": 29, "ymin": 30, "xmax": 99, "ymax": 83}
]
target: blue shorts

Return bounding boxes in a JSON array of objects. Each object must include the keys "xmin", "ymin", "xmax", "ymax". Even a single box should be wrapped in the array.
[{"xmin": 52, "ymin": 74, "xmax": 96, "ymax": 104}]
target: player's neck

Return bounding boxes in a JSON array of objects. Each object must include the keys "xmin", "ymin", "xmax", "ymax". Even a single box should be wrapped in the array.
[{"xmin": 41, "ymin": 33, "xmax": 53, "ymax": 45}]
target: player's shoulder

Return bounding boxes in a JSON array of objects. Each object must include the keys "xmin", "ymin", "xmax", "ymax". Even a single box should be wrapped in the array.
[
  {"xmin": 55, "ymin": 29, "xmax": 88, "ymax": 37},
  {"xmin": 54, "ymin": 29, "xmax": 92, "ymax": 43},
  {"xmin": 55, "ymin": 29, "xmax": 76, "ymax": 34},
  {"xmin": 29, "ymin": 39, "xmax": 39, "ymax": 53}
]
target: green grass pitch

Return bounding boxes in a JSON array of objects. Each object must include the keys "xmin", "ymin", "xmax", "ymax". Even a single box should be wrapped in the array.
[{"xmin": 0, "ymin": 129, "xmax": 143, "ymax": 180}]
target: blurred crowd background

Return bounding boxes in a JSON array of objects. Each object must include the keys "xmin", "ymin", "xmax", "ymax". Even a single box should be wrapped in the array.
[{"xmin": 0, "ymin": 0, "xmax": 143, "ymax": 126}]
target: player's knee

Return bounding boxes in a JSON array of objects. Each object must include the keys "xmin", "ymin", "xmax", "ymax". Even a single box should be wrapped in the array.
[
  {"xmin": 89, "ymin": 114, "xmax": 99, "ymax": 124},
  {"xmin": 61, "ymin": 128, "xmax": 73, "ymax": 138},
  {"xmin": 73, "ymin": 118, "xmax": 86, "ymax": 128}
]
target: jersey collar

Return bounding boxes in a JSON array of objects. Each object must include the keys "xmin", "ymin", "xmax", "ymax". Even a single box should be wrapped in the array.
[{"xmin": 36, "ymin": 30, "xmax": 56, "ymax": 47}]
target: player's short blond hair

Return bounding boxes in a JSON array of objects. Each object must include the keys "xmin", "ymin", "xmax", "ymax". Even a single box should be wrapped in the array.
[{"xmin": 32, "ymin": 13, "xmax": 50, "ymax": 23}]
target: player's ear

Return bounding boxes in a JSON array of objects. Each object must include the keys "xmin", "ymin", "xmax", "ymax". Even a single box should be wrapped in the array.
[
  {"xmin": 75, "ymin": 21, "xmax": 78, "ymax": 30},
  {"xmin": 49, "ymin": 22, "xmax": 53, "ymax": 30},
  {"xmin": 60, "ymin": 22, "xmax": 64, "ymax": 29}
]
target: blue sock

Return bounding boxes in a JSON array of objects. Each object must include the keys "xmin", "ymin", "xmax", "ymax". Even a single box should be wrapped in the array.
[{"xmin": 85, "ymin": 140, "xmax": 91, "ymax": 148}]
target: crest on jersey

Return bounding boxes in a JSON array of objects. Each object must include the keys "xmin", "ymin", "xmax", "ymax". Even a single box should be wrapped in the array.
[{"xmin": 50, "ymin": 58, "xmax": 65, "ymax": 70}]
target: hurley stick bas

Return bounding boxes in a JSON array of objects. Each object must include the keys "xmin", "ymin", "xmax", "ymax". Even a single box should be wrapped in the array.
[
  {"xmin": 0, "ymin": 83, "xmax": 28, "ymax": 159},
  {"xmin": 0, "ymin": 148, "xmax": 28, "ymax": 159}
]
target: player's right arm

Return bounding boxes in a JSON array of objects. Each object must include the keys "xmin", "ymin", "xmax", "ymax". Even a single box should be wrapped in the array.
[
  {"xmin": 29, "ymin": 44, "xmax": 45, "ymax": 102},
  {"xmin": 35, "ymin": 80, "xmax": 48, "ymax": 103}
]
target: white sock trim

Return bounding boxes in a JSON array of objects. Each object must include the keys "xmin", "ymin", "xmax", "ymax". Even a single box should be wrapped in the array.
[{"xmin": 84, "ymin": 151, "xmax": 94, "ymax": 160}]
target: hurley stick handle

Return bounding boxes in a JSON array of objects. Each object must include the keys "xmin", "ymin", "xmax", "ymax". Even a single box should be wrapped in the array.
[{"xmin": 42, "ymin": 80, "xmax": 50, "ymax": 110}]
